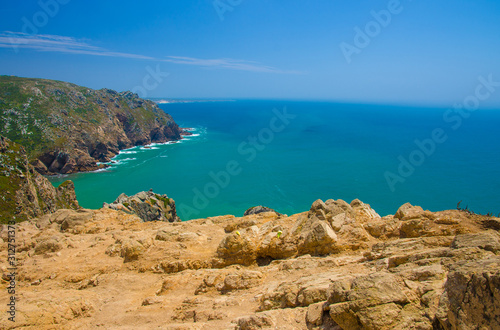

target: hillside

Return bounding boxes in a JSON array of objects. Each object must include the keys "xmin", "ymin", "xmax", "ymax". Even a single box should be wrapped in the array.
[
  {"xmin": 0, "ymin": 136, "xmax": 79, "ymax": 223},
  {"xmin": 1, "ymin": 199, "xmax": 499, "ymax": 328},
  {"xmin": 0, "ymin": 76, "xmax": 183, "ymax": 174}
]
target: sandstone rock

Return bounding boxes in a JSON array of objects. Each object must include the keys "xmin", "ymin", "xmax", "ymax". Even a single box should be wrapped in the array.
[
  {"xmin": 306, "ymin": 301, "xmax": 327, "ymax": 326},
  {"xmin": 395, "ymin": 202, "xmax": 425, "ymax": 220},
  {"xmin": 364, "ymin": 217, "xmax": 401, "ymax": 238},
  {"xmin": 297, "ymin": 218, "xmax": 338, "ymax": 256},
  {"xmin": 260, "ymin": 273, "xmax": 337, "ymax": 311},
  {"xmin": 34, "ymin": 238, "xmax": 62, "ymax": 255},
  {"xmin": 350, "ymin": 199, "xmax": 381, "ymax": 222},
  {"xmin": 435, "ymin": 257, "xmax": 500, "ymax": 329},
  {"xmin": 235, "ymin": 313, "xmax": 275, "ymax": 329},
  {"xmin": 450, "ymin": 232, "xmax": 500, "ymax": 253},
  {"xmin": 59, "ymin": 209, "xmax": 94, "ymax": 231},
  {"xmin": 193, "ymin": 309, "xmax": 226, "ymax": 322},
  {"xmin": 219, "ymin": 271, "xmax": 263, "ymax": 293},
  {"xmin": 330, "ymin": 272, "xmax": 409, "ymax": 305},
  {"xmin": 257, "ymin": 223, "xmax": 297, "ymax": 261},
  {"xmin": 155, "ymin": 228, "xmax": 178, "ymax": 241},
  {"xmin": 327, "ymin": 272, "xmax": 415, "ymax": 329},
  {"xmin": 330, "ymin": 212, "xmax": 351, "ymax": 231},
  {"xmin": 235, "ymin": 308, "xmax": 308, "ymax": 330},
  {"xmin": 216, "ymin": 228, "xmax": 259, "ymax": 266},
  {"xmin": 224, "ymin": 218, "xmax": 259, "ymax": 233},
  {"xmin": 4, "ymin": 196, "xmax": 500, "ymax": 329},
  {"xmin": 195, "ymin": 273, "xmax": 225, "ymax": 295},
  {"xmin": 120, "ymin": 239, "xmax": 146, "ymax": 262},
  {"xmin": 158, "ymin": 259, "xmax": 210, "ymax": 274},
  {"xmin": 309, "ymin": 199, "xmax": 355, "ymax": 224},
  {"xmin": 78, "ymin": 274, "xmax": 99, "ymax": 290},
  {"xmin": 366, "ymin": 236, "xmax": 454, "ymax": 261}
]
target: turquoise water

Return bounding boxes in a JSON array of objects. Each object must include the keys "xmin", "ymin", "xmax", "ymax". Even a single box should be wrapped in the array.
[{"xmin": 49, "ymin": 100, "xmax": 500, "ymax": 220}]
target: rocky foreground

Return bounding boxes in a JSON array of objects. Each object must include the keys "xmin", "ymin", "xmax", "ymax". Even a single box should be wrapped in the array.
[{"xmin": 1, "ymin": 200, "xmax": 499, "ymax": 329}]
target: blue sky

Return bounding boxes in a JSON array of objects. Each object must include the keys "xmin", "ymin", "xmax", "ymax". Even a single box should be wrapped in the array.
[{"xmin": 1, "ymin": 0, "xmax": 500, "ymax": 106}]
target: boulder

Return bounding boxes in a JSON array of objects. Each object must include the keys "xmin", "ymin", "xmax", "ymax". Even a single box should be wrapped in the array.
[
  {"xmin": 306, "ymin": 301, "xmax": 328, "ymax": 326},
  {"xmin": 104, "ymin": 190, "xmax": 180, "ymax": 222},
  {"xmin": 297, "ymin": 218, "xmax": 338, "ymax": 256},
  {"xmin": 395, "ymin": 203, "xmax": 425, "ymax": 220},
  {"xmin": 59, "ymin": 209, "xmax": 94, "ymax": 231},
  {"xmin": 243, "ymin": 206, "xmax": 281, "ymax": 216},
  {"xmin": 34, "ymin": 238, "xmax": 62, "ymax": 255},
  {"xmin": 216, "ymin": 227, "xmax": 259, "ymax": 266},
  {"xmin": 309, "ymin": 199, "xmax": 355, "ymax": 224},
  {"xmin": 120, "ymin": 239, "xmax": 146, "ymax": 262},
  {"xmin": 224, "ymin": 218, "xmax": 258, "ymax": 233},
  {"xmin": 350, "ymin": 199, "xmax": 381, "ymax": 222},
  {"xmin": 364, "ymin": 217, "xmax": 401, "ymax": 238}
]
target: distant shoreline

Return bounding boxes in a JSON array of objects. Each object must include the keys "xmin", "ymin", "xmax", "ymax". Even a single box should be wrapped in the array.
[{"xmin": 152, "ymin": 99, "xmax": 236, "ymax": 104}]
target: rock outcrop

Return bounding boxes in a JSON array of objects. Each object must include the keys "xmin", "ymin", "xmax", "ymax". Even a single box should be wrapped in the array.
[
  {"xmin": 0, "ymin": 199, "xmax": 499, "ymax": 329},
  {"xmin": 243, "ymin": 206, "xmax": 282, "ymax": 217},
  {"xmin": 0, "ymin": 136, "xmax": 79, "ymax": 223},
  {"xmin": 0, "ymin": 76, "xmax": 185, "ymax": 174},
  {"xmin": 103, "ymin": 190, "xmax": 180, "ymax": 222}
]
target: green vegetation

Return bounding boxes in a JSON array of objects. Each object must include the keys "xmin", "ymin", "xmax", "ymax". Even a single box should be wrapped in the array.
[
  {"xmin": 155, "ymin": 194, "xmax": 171, "ymax": 209},
  {"xmin": 0, "ymin": 75, "xmax": 178, "ymax": 162},
  {"xmin": 0, "ymin": 140, "xmax": 28, "ymax": 223}
]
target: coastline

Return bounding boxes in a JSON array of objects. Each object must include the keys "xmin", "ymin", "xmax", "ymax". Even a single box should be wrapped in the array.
[
  {"xmin": 153, "ymin": 99, "xmax": 236, "ymax": 104},
  {"xmin": 48, "ymin": 127, "xmax": 200, "ymax": 179}
]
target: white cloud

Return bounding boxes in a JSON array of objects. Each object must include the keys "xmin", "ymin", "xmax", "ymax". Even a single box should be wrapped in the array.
[
  {"xmin": 0, "ymin": 32, "xmax": 155, "ymax": 60},
  {"xmin": 162, "ymin": 56, "xmax": 302, "ymax": 74},
  {"xmin": 0, "ymin": 32, "xmax": 302, "ymax": 74}
]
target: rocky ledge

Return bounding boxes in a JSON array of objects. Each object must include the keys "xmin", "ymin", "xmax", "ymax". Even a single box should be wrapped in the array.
[{"xmin": 1, "ymin": 198, "xmax": 499, "ymax": 329}]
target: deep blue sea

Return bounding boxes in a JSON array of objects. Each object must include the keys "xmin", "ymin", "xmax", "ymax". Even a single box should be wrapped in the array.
[{"xmin": 50, "ymin": 100, "xmax": 500, "ymax": 220}]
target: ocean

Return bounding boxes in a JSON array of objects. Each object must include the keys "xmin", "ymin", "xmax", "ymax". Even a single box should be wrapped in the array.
[{"xmin": 49, "ymin": 100, "xmax": 500, "ymax": 220}]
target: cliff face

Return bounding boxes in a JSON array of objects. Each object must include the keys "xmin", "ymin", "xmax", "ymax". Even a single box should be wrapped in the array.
[
  {"xmin": 0, "ymin": 199, "xmax": 498, "ymax": 328},
  {"xmin": 0, "ymin": 136, "xmax": 79, "ymax": 223},
  {"xmin": 0, "ymin": 76, "xmax": 183, "ymax": 174}
]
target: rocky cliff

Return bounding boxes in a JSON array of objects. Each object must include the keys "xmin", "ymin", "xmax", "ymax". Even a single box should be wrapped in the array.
[
  {"xmin": 1, "ymin": 199, "xmax": 499, "ymax": 329},
  {"xmin": 0, "ymin": 76, "xmax": 184, "ymax": 175},
  {"xmin": 0, "ymin": 136, "xmax": 79, "ymax": 224}
]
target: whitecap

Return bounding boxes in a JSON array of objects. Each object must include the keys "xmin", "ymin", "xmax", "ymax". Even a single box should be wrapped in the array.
[
  {"xmin": 111, "ymin": 157, "xmax": 137, "ymax": 165},
  {"xmin": 91, "ymin": 167, "xmax": 112, "ymax": 173}
]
